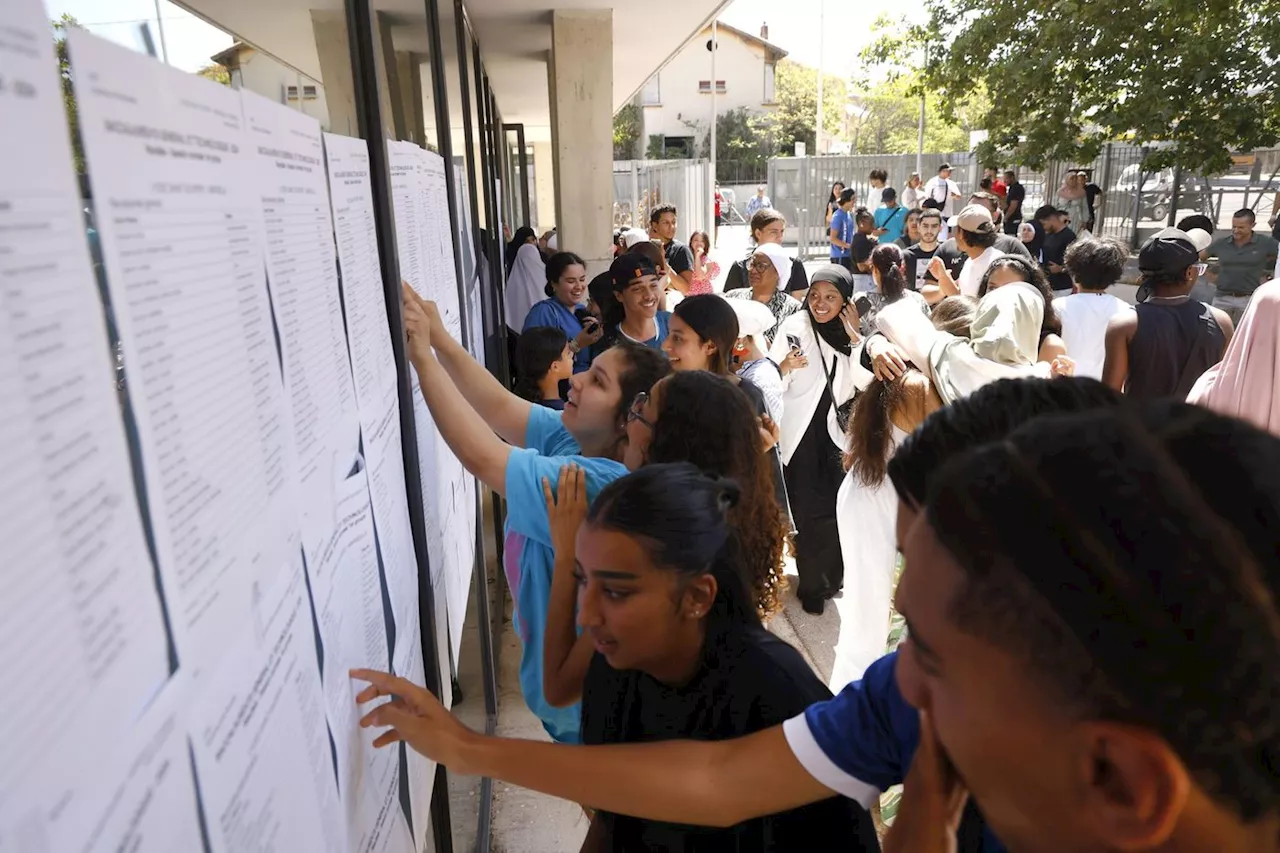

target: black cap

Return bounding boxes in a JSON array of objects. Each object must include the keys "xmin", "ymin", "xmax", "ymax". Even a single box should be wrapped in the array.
[
  {"xmin": 881, "ymin": 187, "xmax": 897, "ymax": 201},
  {"xmin": 1138, "ymin": 229, "xmax": 1200, "ymax": 273},
  {"xmin": 808, "ymin": 263, "xmax": 854, "ymax": 300},
  {"xmin": 609, "ymin": 252, "xmax": 660, "ymax": 289}
]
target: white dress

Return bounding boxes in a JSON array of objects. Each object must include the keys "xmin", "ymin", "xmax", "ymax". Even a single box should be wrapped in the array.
[{"xmin": 829, "ymin": 425, "xmax": 907, "ymax": 692}]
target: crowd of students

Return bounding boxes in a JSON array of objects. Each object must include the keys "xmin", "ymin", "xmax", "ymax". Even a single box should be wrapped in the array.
[{"xmin": 347, "ymin": 190, "xmax": 1279, "ymax": 852}]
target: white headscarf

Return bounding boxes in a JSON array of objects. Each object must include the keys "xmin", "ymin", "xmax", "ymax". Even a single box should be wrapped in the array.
[
  {"xmin": 621, "ymin": 228, "xmax": 649, "ymax": 249},
  {"xmin": 751, "ymin": 242, "xmax": 791, "ymax": 286},
  {"xmin": 725, "ymin": 295, "xmax": 775, "ymax": 355},
  {"xmin": 505, "ymin": 242, "xmax": 546, "ymax": 331}
]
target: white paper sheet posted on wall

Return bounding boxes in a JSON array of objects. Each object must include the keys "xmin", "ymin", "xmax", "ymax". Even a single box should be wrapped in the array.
[
  {"xmin": 68, "ymin": 28, "xmax": 301, "ymax": 672},
  {"xmin": 3, "ymin": 7, "xmax": 485, "ymax": 851},
  {"xmin": 0, "ymin": 0, "xmax": 171, "ymax": 837}
]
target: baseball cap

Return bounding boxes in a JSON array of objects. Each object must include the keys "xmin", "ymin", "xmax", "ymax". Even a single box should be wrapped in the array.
[
  {"xmin": 1138, "ymin": 228, "xmax": 1201, "ymax": 273},
  {"xmin": 609, "ymin": 252, "xmax": 660, "ymax": 288},
  {"xmin": 1182, "ymin": 228, "xmax": 1213, "ymax": 253},
  {"xmin": 948, "ymin": 203, "xmax": 995, "ymax": 231},
  {"xmin": 939, "ymin": 162, "xmax": 952, "ymax": 171}
]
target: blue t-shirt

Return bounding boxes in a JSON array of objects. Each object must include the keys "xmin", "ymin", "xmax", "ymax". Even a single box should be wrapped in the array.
[
  {"xmin": 830, "ymin": 208, "xmax": 854, "ymax": 259},
  {"xmin": 617, "ymin": 310, "xmax": 671, "ymax": 350},
  {"xmin": 503, "ymin": 405, "xmax": 630, "ymax": 743},
  {"xmin": 875, "ymin": 206, "xmax": 908, "ymax": 246},
  {"xmin": 523, "ymin": 297, "xmax": 592, "ymax": 373},
  {"xmin": 782, "ymin": 652, "xmax": 1007, "ymax": 853}
]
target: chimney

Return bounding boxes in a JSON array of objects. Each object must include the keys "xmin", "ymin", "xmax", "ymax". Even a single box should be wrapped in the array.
[{"xmin": 760, "ymin": 21, "xmax": 769, "ymax": 40}]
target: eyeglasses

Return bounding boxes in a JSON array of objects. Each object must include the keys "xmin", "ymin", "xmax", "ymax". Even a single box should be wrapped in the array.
[
  {"xmin": 627, "ymin": 391, "xmax": 654, "ymax": 429},
  {"xmin": 749, "ymin": 257, "xmax": 774, "ymax": 272},
  {"xmin": 1193, "ymin": 263, "xmax": 1208, "ymax": 276}
]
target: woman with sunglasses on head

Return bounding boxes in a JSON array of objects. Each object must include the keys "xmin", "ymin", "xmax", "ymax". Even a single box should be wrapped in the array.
[
  {"xmin": 769, "ymin": 264, "xmax": 874, "ymax": 614},
  {"xmin": 523, "ymin": 251, "xmax": 604, "ymax": 373},
  {"xmin": 400, "ymin": 285, "xmax": 669, "ymax": 745},
  {"xmin": 542, "ymin": 370, "xmax": 793, "ymax": 710},
  {"xmin": 723, "ymin": 208, "xmax": 810, "ymax": 296},
  {"xmin": 543, "ymin": 464, "xmax": 878, "ymax": 851},
  {"xmin": 724, "ymin": 242, "xmax": 804, "ymax": 347}
]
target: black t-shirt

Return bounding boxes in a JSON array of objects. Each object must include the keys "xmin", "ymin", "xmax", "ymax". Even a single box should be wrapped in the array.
[
  {"xmin": 1005, "ymin": 181, "xmax": 1026, "ymax": 220},
  {"xmin": 666, "ymin": 240, "xmax": 695, "ymax": 275},
  {"xmin": 1084, "ymin": 183, "xmax": 1102, "ymax": 223},
  {"xmin": 724, "ymin": 254, "xmax": 809, "ymax": 293},
  {"xmin": 903, "ymin": 243, "xmax": 940, "ymax": 291},
  {"xmin": 924, "ymin": 242, "xmax": 966, "ymax": 284},
  {"xmin": 851, "ymin": 233, "xmax": 876, "ymax": 268},
  {"xmin": 1041, "ymin": 227, "xmax": 1077, "ymax": 291},
  {"xmin": 581, "ymin": 625, "xmax": 878, "ymax": 853}
]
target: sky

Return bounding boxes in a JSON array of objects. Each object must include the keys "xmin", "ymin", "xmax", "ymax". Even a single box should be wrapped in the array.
[
  {"xmin": 44, "ymin": 0, "xmax": 233, "ymax": 72},
  {"xmin": 44, "ymin": 0, "xmax": 916, "ymax": 80},
  {"xmin": 718, "ymin": 0, "xmax": 921, "ymax": 80}
]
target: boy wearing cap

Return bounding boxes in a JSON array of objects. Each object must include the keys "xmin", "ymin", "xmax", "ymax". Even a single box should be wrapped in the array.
[
  {"xmin": 873, "ymin": 188, "xmax": 908, "ymax": 245},
  {"xmin": 1102, "ymin": 228, "xmax": 1233, "ymax": 399},
  {"xmin": 590, "ymin": 252, "xmax": 672, "ymax": 358},
  {"xmin": 923, "ymin": 204, "xmax": 1002, "ymax": 302}
]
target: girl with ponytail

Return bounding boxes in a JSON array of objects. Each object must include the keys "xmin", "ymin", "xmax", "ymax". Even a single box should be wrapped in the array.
[
  {"xmin": 828, "ymin": 295, "xmax": 976, "ymax": 691},
  {"xmin": 853, "ymin": 242, "xmax": 929, "ymax": 337},
  {"xmin": 547, "ymin": 464, "xmax": 873, "ymax": 849}
]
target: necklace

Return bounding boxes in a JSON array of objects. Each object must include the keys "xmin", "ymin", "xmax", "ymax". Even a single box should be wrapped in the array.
[{"xmin": 1145, "ymin": 294, "xmax": 1190, "ymax": 303}]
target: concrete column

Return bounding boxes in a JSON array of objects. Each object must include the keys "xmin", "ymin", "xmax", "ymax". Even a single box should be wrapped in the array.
[
  {"xmin": 532, "ymin": 141, "xmax": 556, "ymax": 233},
  {"xmin": 549, "ymin": 10, "xmax": 613, "ymax": 275},
  {"xmin": 310, "ymin": 10, "xmax": 357, "ymax": 136}
]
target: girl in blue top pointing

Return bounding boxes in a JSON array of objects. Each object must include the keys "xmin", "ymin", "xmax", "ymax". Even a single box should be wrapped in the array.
[{"xmin": 400, "ymin": 285, "xmax": 668, "ymax": 743}]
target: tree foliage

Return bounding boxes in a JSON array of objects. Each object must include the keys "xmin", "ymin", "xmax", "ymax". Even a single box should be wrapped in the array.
[
  {"xmin": 771, "ymin": 59, "xmax": 849, "ymax": 153},
  {"xmin": 52, "ymin": 15, "xmax": 83, "ymax": 174},
  {"xmin": 850, "ymin": 72, "xmax": 976, "ymax": 155},
  {"xmin": 196, "ymin": 63, "xmax": 230, "ymax": 86},
  {"xmin": 613, "ymin": 102, "xmax": 641, "ymax": 159},
  {"xmin": 865, "ymin": 0, "xmax": 1280, "ymax": 173}
]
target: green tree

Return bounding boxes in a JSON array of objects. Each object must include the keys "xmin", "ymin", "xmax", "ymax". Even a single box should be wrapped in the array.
[
  {"xmin": 849, "ymin": 72, "xmax": 976, "ymax": 155},
  {"xmin": 770, "ymin": 60, "xmax": 849, "ymax": 154},
  {"xmin": 866, "ymin": 2, "xmax": 1280, "ymax": 173},
  {"xmin": 196, "ymin": 63, "xmax": 230, "ymax": 86},
  {"xmin": 613, "ymin": 102, "xmax": 642, "ymax": 159},
  {"xmin": 52, "ymin": 14, "xmax": 83, "ymax": 174}
]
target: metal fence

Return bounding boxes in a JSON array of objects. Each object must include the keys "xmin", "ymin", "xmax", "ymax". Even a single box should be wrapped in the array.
[
  {"xmin": 613, "ymin": 159, "xmax": 714, "ymax": 241},
  {"xmin": 764, "ymin": 146, "xmax": 1280, "ymax": 257}
]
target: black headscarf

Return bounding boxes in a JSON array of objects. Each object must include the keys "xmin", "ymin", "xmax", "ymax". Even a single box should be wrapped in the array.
[
  {"xmin": 805, "ymin": 264, "xmax": 855, "ymax": 355},
  {"xmin": 506, "ymin": 226, "xmax": 537, "ymax": 274}
]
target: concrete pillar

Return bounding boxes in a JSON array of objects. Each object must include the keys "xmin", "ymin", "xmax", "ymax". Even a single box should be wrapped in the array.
[
  {"xmin": 532, "ymin": 141, "xmax": 556, "ymax": 233},
  {"xmin": 310, "ymin": 10, "xmax": 357, "ymax": 136},
  {"xmin": 311, "ymin": 9, "xmax": 396, "ymax": 139},
  {"xmin": 549, "ymin": 10, "xmax": 613, "ymax": 275}
]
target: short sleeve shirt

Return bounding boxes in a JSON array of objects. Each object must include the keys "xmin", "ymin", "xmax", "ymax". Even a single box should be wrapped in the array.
[
  {"xmin": 666, "ymin": 239, "xmax": 695, "ymax": 275},
  {"xmin": 830, "ymin": 208, "xmax": 854, "ymax": 258},
  {"xmin": 1005, "ymin": 182, "xmax": 1026, "ymax": 218},
  {"xmin": 1208, "ymin": 233, "xmax": 1280, "ymax": 295},
  {"xmin": 851, "ymin": 233, "xmax": 877, "ymax": 267},
  {"xmin": 503, "ymin": 405, "xmax": 629, "ymax": 743},
  {"xmin": 584, "ymin": 625, "xmax": 880, "ymax": 852},
  {"xmin": 903, "ymin": 244, "xmax": 939, "ymax": 291},
  {"xmin": 875, "ymin": 206, "xmax": 909, "ymax": 245}
]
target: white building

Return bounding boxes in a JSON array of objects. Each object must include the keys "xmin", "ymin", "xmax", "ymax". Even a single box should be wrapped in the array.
[
  {"xmin": 210, "ymin": 42, "xmax": 330, "ymax": 130},
  {"xmin": 636, "ymin": 21, "xmax": 786, "ymax": 158}
]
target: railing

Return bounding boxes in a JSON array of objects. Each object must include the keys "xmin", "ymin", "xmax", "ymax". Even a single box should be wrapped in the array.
[{"xmin": 613, "ymin": 159, "xmax": 713, "ymax": 240}]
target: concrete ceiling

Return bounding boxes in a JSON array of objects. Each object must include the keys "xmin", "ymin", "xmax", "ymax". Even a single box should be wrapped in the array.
[{"xmin": 176, "ymin": 0, "xmax": 729, "ymax": 139}]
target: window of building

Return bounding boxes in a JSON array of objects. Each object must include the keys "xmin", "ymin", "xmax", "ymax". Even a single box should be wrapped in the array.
[
  {"xmin": 698, "ymin": 80, "xmax": 727, "ymax": 94},
  {"xmin": 641, "ymin": 74, "xmax": 661, "ymax": 105},
  {"xmin": 764, "ymin": 63, "xmax": 776, "ymax": 103},
  {"xmin": 286, "ymin": 84, "xmax": 319, "ymax": 100}
]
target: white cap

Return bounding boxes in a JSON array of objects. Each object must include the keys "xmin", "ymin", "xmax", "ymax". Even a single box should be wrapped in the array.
[
  {"xmin": 1183, "ymin": 228, "xmax": 1213, "ymax": 253},
  {"xmin": 621, "ymin": 228, "xmax": 649, "ymax": 249},
  {"xmin": 948, "ymin": 203, "xmax": 996, "ymax": 231},
  {"xmin": 723, "ymin": 296, "xmax": 775, "ymax": 354}
]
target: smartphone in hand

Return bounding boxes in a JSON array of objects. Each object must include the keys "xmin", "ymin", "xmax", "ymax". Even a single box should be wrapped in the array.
[{"xmin": 786, "ymin": 334, "xmax": 803, "ymax": 355}]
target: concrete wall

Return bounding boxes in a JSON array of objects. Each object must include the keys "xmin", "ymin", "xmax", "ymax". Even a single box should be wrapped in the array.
[
  {"xmin": 532, "ymin": 141, "xmax": 556, "ymax": 233},
  {"xmin": 231, "ymin": 45, "xmax": 330, "ymax": 130},
  {"xmin": 640, "ymin": 26, "xmax": 779, "ymax": 150}
]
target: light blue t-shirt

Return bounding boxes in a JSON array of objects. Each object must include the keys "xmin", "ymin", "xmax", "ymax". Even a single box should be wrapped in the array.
[
  {"xmin": 503, "ymin": 404, "xmax": 629, "ymax": 743},
  {"xmin": 874, "ymin": 206, "xmax": 908, "ymax": 246},
  {"xmin": 830, "ymin": 208, "xmax": 853, "ymax": 259}
]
